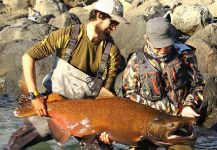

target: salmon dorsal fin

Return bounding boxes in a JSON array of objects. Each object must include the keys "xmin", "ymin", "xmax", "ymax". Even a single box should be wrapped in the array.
[
  {"xmin": 19, "ymin": 80, "xmax": 29, "ymax": 96},
  {"xmin": 47, "ymin": 93, "xmax": 64, "ymax": 102},
  {"xmin": 14, "ymin": 80, "xmax": 36, "ymax": 117},
  {"xmin": 95, "ymin": 87, "xmax": 115, "ymax": 99},
  {"xmin": 48, "ymin": 119, "xmax": 71, "ymax": 145}
]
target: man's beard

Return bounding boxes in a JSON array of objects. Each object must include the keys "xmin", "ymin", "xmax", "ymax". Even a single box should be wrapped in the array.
[{"xmin": 95, "ymin": 26, "xmax": 110, "ymax": 41}]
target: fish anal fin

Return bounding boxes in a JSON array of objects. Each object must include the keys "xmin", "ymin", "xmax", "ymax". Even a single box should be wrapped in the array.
[
  {"xmin": 48, "ymin": 119, "xmax": 71, "ymax": 145},
  {"xmin": 96, "ymin": 87, "xmax": 115, "ymax": 99},
  {"xmin": 47, "ymin": 93, "xmax": 64, "ymax": 102}
]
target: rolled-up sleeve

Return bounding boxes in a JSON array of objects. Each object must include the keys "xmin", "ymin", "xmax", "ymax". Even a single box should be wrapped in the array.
[
  {"xmin": 26, "ymin": 27, "xmax": 72, "ymax": 60},
  {"xmin": 103, "ymin": 45, "xmax": 121, "ymax": 92}
]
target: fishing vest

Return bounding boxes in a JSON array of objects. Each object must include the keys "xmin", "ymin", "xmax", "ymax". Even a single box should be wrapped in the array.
[
  {"xmin": 136, "ymin": 44, "xmax": 192, "ymax": 102},
  {"xmin": 42, "ymin": 24, "xmax": 112, "ymax": 99}
]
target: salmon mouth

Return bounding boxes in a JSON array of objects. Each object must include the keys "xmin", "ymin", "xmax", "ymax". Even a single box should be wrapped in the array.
[
  {"xmin": 154, "ymin": 124, "xmax": 196, "ymax": 146},
  {"xmin": 167, "ymin": 124, "xmax": 196, "ymax": 141},
  {"xmin": 148, "ymin": 118, "xmax": 197, "ymax": 146}
]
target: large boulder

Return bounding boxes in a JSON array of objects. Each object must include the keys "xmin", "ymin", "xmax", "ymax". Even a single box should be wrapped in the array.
[
  {"xmin": 126, "ymin": 0, "xmax": 163, "ymax": 18},
  {"xmin": 112, "ymin": 16, "xmax": 146, "ymax": 92},
  {"xmin": 3, "ymin": 0, "xmax": 29, "ymax": 8},
  {"xmin": 0, "ymin": 40, "xmax": 36, "ymax": 96},
  {"xmin": 171, "ymin": 4, "xmax": 213, "ymax": 35},
  {"xmin": 0, "ymin": 40, "xmax": 52, "ymax": 96},
  {"xmin": 0, "ymin": 7, "xmax": 28, "ymax": 25},
  {"xmin": 207, "ymin": 1, "xmax": 217, "ymax": 17},
  {"xmin": 0, "ymin": 21, "xmax": 57, "ymax": 43},
  {"xmin": 203, "ymin": 76, "xmax": 217, "ymax": 130},
  {"xmin": 33, "ymin": 0, "xmax": 67, "ymax": 17},
  {"xmin": 49, "ymin": 12, "xmax": 81, "ymax": 28},
  {"xmin": 69, "ymin": 7, "xmax": 89, "ymax": 23},
  {"xmin": 186, "ymin": 23, "xmax": 217, "ymax": 79}
]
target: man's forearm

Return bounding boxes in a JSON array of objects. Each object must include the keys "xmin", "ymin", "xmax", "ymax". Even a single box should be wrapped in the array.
[{"xmin": 22, "ymin": 53, "xmax": 38, "ymax": 92}]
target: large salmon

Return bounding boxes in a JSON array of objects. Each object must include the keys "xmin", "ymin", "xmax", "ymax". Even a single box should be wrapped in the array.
[{"xmin": 14, "ymin": 81, "xmax": 196, "ymax": 147}]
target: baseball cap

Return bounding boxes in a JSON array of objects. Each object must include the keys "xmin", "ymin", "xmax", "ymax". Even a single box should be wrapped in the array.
[
  {"xmin": 94, "ymin": 0, "xmax": 129, "ymax": 24},
  {"xmin": 146, "ymin": 17, "xmax": 173, "ymax": 48}
]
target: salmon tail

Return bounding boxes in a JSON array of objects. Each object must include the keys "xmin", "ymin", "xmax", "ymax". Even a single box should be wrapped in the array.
[
  {"xmin": 48, "ymin": 119, "xmax": 71, "ymax": 145},
  {"xmin": 14, "ymin": 80, "xmax": 37, "ymax": 118}
]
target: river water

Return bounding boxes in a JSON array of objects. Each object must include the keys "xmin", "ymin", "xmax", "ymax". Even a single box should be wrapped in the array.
[{"xmin": 1, "ymin": 95, "xmax": 217, "ymax": 150}]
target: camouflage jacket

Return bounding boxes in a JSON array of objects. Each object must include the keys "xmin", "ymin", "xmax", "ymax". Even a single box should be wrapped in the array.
[{"xmin": 122, "ymin": 44, "xmax": 204, "ymax": 115}]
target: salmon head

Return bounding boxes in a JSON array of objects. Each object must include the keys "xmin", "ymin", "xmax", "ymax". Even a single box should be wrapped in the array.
[{"xmin": 147, "ymin": 115, "xmax": 197, "ymax": 146}]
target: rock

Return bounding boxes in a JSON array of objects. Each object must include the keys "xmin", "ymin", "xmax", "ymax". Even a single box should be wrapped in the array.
[
  {"xmin": 3, "ymin": 0, "xmax": 29, "ymax": 8},
  {"xmin": 125, "ymin": 0, "xmax": 133, "ymax": 4},
  {"xmin": 49, "ymin": 12, "xmax": 81, "ymax": 28},
  {"xmin": 203, "ymin": 76, "xmax": 217, "ymax": 130},
  {"xmin": 0, "ymin": 40, "xmax": 52, "ymax": 96},
  {"xmin": 0, "ymin": 2, "xmax": 4, "ymax": 10},
  {"xmin": 186, "ymin": 23, "xmax": 217, "ymax": 78},
  {"xmin": 126, "ymin": 0, "xmax": 166, "ymax": 19},
  {"xmin": 33, "ymin": 0, "xmax": 68, "ymax": 17},
  {"xmin": 112, "ymin": 16, "xmax": 146, "ymax": 59},
  {"xmin": 207, "ymin": 1, "xmax": 217, "ymax": 17},
  {"xmin": 0, "ymin": 76, "xmax": 6, "ymax": 94},
  {"xmin": 0, "ymin": 22, "xmax": 57, "ymax": 43},
  {"xmin": 36, "ymin": 14, "xmax": 55, "ymax": 24},
  {"xmin": 69, "ymin": 7, "xmax": 89, "ymax": 23},
  {"xmin": 204, "ymin": 76, "xmax": 217, "ymax": 114},
  {"xmin": 112, "ymin": 16, "xmax": 146, "ymax": 93},
  {"xmin": 0, "ymin": 40, "xmax": 35, "ymax": 96},
  {"xmin": 63, "ymin": 0, "xmax": 97, "ymax": 8},
  {"xmin": 171, "ymin": 4, "xmax": 213, "ymax": 35},
  {"xmin": 130, "ymin": 0, "xmax": 146, "ymax": 9},
  {"xmin": 29, "ymin": 0, "xmax": 36, "ymax": 7}
]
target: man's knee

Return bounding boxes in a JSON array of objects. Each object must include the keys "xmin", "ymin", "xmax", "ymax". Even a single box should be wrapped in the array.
[
  {"xmin": 7, "ymin": 116, "xmax": 51, "ymax": 150},
  {"xmin": 7, "ymin": 125, "xmax": 39, "ymax": 150}
]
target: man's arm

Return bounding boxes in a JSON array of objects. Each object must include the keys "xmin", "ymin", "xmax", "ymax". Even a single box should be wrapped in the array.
[
  {"xmin": 181, "ymin": 51, "xmax": 205, "ymax": 117},
  {"xmin": 102, "ymin": 45, "xmax": 121, "ymax": 93},
  {"xmin": 22, "ymin": 53, "xmax": 48, "ymax": 116},
  {"xmin": 22, "ymin": 27, "xmax": 72, "ymax": 116},
  {"xmin": 122, "ymin": 53, "xmax": 141, "ymax": 102}
]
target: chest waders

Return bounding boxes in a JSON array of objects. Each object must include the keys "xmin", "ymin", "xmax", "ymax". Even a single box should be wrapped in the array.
[
  {"xmin": 42, "ymin": 24, "xmax": 112, "ymax": 99},
  {"xmin": 6, "ymin": 25, "xmax": 112, "ymax": 150}
]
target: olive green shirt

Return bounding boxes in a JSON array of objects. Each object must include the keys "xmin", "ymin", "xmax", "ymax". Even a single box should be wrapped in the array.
[{"xmin": 27, "ymin": 24, "xmax": 121, "ymax": 92}]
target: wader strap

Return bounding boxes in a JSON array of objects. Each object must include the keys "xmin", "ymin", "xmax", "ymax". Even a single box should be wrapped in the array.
[
  {"xmin": 97, "ymin": 42, "xmax": 112, "ymax": 78},
  {"xmin": 136, "ymin": 48, "xmax": 160, "ymax": 75},
  {"xmin": 63, "ymin": 24, "xmax": 111, "ymax": 77},
  {"xmin": 63, "ymin": 24, "xmax": 80, "ymax": 62}
]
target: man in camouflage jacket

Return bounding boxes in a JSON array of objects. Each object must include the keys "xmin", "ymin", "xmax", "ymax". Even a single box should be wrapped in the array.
[{"xmin": 122, "ymin": 17, "xmax": 205, "ymax": 118}]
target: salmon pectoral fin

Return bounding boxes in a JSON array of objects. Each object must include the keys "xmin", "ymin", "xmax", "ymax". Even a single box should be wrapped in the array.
[
  {"xmin": 95, "ymin": 87, "xmax": 115, "ymax": 99},
  {"xmin": 48, "ymin": 119, "xmax": 71, "ymax": 145}
]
